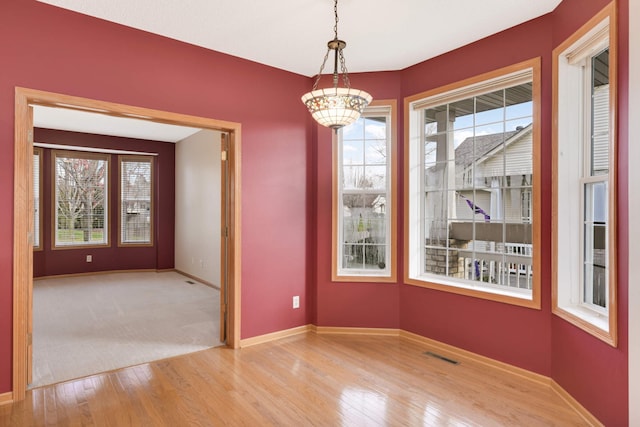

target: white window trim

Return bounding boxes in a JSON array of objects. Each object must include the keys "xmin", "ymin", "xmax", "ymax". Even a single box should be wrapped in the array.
[
  {"xmin": 552, "ymin": 5, "xmax": 617, "ymax": 346},
  {"xmin": 332, "ymin": 100, "xmax": 397, "ymax": 282},
  {"xmin": 404, "ymin": 59, "xmax": 541, "ymax": 309}
]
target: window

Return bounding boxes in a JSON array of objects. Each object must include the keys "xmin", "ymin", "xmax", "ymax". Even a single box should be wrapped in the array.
[
  {"xmin": 119, "ymin": 156, "xmax": 153, "ymax": 246},
  {"xmin": 33, "ymin": 148, "xmax": 42, "ymax": 250},
  {"xmin": 405, "ymin": 59, "xmax": 540, "ymax": 308},
  {"xmin": 333, "ymin": 101, "xmax": 397, "ymax": 281},
  {"xmin": 53, "ymin": 151, "xmax": 109, "ymax": 248},
  {"xmin": 553, "ymin": 4, "xmax": 617, "ymax": 346}
]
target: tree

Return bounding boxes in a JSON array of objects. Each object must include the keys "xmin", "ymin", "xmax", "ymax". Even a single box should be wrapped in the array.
[{"xmin": 56, "ymin": 156, "xmax": 106, "ymax": 242}]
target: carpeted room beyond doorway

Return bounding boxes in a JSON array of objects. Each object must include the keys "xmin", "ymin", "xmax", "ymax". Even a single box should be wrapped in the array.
[{"xmin": 31, "ymin": 271, "xmax": 222, "ymax": 388}]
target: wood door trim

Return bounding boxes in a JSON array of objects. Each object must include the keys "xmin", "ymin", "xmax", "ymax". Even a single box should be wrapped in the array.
[{"xmin": 13, "ymin": 87, "xmax": 242, "ymax": 401}]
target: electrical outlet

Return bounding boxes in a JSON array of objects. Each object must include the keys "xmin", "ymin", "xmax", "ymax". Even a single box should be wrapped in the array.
[
  {"xmin": 86, "ymin": 255, "xmax": 92, "ymax": 263},
  {"xmin": 292, "ymin": 295, "xmax": 300, "ymax": 309}
]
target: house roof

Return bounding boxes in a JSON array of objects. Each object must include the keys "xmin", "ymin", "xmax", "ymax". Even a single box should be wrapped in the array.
[{"xmin": 455, "ymin": 126, "xmax": 529, "ymax": 168}]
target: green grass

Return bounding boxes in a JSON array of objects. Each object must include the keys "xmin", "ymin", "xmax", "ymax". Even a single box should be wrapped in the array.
[{"xmin": 57, "ymin": 229, "xmax": 105, "ymax": 243}]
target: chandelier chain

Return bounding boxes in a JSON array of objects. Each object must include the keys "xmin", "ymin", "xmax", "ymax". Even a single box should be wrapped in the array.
[
  {"xmin": 333, "ymin": 0, "xmax": 339, "ymax": 39},
  {"xmin": 339, "ymin": 49, "xmax": 351, "ymax": 88},
  {"xmin": 312, "ymin": 48, "xmax": 331, "ymax": 91}
]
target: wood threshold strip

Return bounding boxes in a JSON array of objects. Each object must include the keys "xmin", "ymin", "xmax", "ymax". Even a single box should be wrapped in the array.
[{"xmin": 244, "ymin": 326, "xmax": 602, "ymax": 425}]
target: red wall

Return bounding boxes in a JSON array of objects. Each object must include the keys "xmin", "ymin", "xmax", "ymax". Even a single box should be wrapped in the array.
[
  {"xmin": 32, "ymin": 129, "xmax": 175, "ymax": 277},
  {"xmin": 0, "ymin": 0, "xmax": 629, "ymax": 424},
  {"xmin": 315, "ymin": 14, "xmax": 555, "ymax": 369},
  {"xmin": 549, "ymin": 1, "xmax": 629, "ymax": 425},
  {"xmin": 0, "ymin": 0, "xmax": 312, "ymax": 394},
  {"xmin": 399, "ymin": 13, "xmax": 555, "ymax": 375},
  {"xmin": 314, "ymin": 72, "xmax": 403, "ymax": 329},
  {"xmin": 313, "ymin": 1, "xmax": 628, "ymax": 425}
]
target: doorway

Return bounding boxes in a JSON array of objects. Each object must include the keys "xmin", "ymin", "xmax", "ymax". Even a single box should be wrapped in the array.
[{"xmin": 13, "ymin": 87, "xmax": 241, "ymax": 400}]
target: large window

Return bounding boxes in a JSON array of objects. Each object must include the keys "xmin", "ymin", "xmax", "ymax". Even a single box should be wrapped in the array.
[
  {"xmin": 33, "ymin": 148, "xmax": 42, "ymax": 250},
  {"xmin": 405, "ymin": 59, "xmax": 540, "ymax": 307},
  {"xmin": 119, "ymin": 156, "xmax": 153, "ymax": 246},
  {"xmin": 333, "ymin": 101, "xmax": 397, "ymax": 281},
  {"xmin": 53, "ymin": 151, "xmax": 109, "ymax": 248},
  {"xmin": 553, "ymin": 5, "xmax": 617, "ymax": 346}
]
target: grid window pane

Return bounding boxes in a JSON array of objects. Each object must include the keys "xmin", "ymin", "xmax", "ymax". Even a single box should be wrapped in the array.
[
  {"xmin": 421, "ymin": 81, "xmax": 533, "ymax": 290},
  {"xmin": 120, "ymin": 157, "xmax": 152, "ymax": 244},
  {"xmin": 343, "ymin": 139, "xmax": 363, "ymax": 165},
  {"xmin": 583, "ymin": 181, "xmax": 607, "ymax": 308},
  {"xmin": 337, "ymin": 110, "xmax": 392, "ymax": 277},
  {"xmin": 33, "ymin": 150, "xmax": 41, "ymax": 248},
  {"xmin": 54, "ymin": 152, "xmax": 108, "ymax": 246}
]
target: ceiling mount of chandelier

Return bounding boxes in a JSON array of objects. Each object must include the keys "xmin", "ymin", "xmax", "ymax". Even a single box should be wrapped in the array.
[{"xmin": 301, "ymin": 0, "xmax": 372, "ymax": 131}]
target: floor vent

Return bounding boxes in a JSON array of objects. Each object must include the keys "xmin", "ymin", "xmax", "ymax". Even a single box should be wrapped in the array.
[
  {"xmin": 185, "ymin": 280, "xmax": 196, "ymax": 285},
  {"xmin": 424, "ymin": 351, "xmax": 460, "ymax": 365}
]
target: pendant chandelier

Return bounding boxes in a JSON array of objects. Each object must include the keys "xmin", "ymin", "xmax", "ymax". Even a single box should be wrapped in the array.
[{"xmin": 301, "ymin": 0, "xmax": 372, "ymax": 130}]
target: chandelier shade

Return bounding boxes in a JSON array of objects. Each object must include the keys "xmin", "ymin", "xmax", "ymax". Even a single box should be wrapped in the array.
[
  {"xmin": 301, "ymin": 87, "xmax": 372, "ymax": 130},
  {"xmin": 301, "ymin": 0, "xmax": 372, "ymax": 130}
]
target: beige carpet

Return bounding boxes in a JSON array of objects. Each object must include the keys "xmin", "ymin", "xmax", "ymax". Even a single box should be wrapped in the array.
[{"xmin": 31, "ymin": 271, "xmax": 222, "ymax": 388}]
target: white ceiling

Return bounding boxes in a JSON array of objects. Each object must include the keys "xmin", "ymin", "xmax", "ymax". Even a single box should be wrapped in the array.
[
  {"xmin": 37, "ymin": 0, "xmax": 561, "ymax": 77},
  {"xmin": 33, "ymin": 0, "xmax": 561, "ymax": 141},
  {"xmin": 33, "ymin": 106, "xmax": 202, "ymax": 143}
]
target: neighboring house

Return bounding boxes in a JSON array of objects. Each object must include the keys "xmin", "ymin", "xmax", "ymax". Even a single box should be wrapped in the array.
[
  {"xmin": 425, "ymin": 124, "xmax": 534, "ymax": 288},
  {"xmin": 455, "ymin": 124, "xmax": 533, "ymax": 224},
  {"xmin": 433, "ymin": 81, "xmax": 607, "ymax": 296}
]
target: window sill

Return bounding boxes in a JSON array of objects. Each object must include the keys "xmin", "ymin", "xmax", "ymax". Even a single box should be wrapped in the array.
[
  {"xmin": 118, "ymin": 242, "xmax": 154, "ymax": 248},
  {"xmin": 52, "ymin": 243, "xmax": 110, "ymax": 250},
  {"xmin": 406, "ymin": 274, "xmax": 540, "ymax": 309},
  {"xmin": 333, "ymin": 271, "xmax": 396, "ymax": 283}
]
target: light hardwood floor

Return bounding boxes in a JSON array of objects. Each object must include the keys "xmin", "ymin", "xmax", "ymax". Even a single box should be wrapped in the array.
[{"xmin": 1, "ymin": 333, "xmax": 591, "ymax": 426}]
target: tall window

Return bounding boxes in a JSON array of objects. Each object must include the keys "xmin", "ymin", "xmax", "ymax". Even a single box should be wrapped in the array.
[
  {"xmin": 406, "ymin": 59, "xmax": 540, "ymax": 308},
  {"xmin": 553, "ymin": 5, "xmax": 617, "ymax": 346},
  {"xmin": 119, "ymin": 156, "xmax": 153, "ymax": 246},
  {"xmin": 53, "ymin": 151, "xmax": 109, "ymax": 247},
  {"xmin": 33, "ymin": 148, "xmax": 42, "ymax": 250},
  {"xmin": 333, "ymin": 101, "xmax": 396, "ymax": 281}
]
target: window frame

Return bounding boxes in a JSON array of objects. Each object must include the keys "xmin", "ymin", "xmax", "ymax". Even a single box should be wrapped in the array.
[
  {"xmin": 552, "ymin": 3, "xmax": 617, "ymax": 346},
  {"xmin": 404, "ymin": 58, "xmax": 541, "ymax": 309},
  {"xmin": 51, "ymin": 150, "xmax": 111, "ymax": 249},
  {"xmin": 33, "ymin": 147, "xmax": 43, "ymax": 251},
  {"xmin": 118, "ymin": 155, "xmax": 154, "ymax": 247},
  {"xmin": 332, "ymin": 100, "xmax": 397, "ymax": 282}
]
